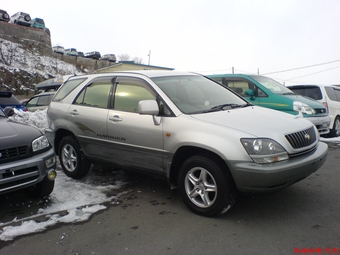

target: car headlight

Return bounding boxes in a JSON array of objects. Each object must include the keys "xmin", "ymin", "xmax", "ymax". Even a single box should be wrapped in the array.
[
  {"xmin": 32, "ymin": 135, "xmax": 50, "ymax": 152},
  {"xmin": 241, "ymin": 138, "xmax": 288, "ymax": 163},
  {"xmin": 293, "ymin": 101, "xmax": 316, "ymax": 115}
]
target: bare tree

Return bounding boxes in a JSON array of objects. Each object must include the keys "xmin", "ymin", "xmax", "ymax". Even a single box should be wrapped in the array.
[
  {"xmin": 118, "ymin": 54, "xmax": 130, "ymax": 61},
  {"xmin": 133, "ymin": 57, "xmax": 144, "ymax": 64},
  {"xmin": 0, "ymin": 40, "xmax": 18, "ymax": 66}
]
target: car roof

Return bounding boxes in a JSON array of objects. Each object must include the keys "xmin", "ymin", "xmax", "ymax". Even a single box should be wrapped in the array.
[
  {"xmin": 68, "ymin": 70, "xmax": 199, "ymax": 81},
  {"xmin": 36, "ymin": 75, "xmax": 73, "ymax": 90},
  {"xmin": 288, "ymin": 84, "xmax": 339, "ymax": 88},
  {"xmin": 33, "ymin": 91, "xmax": 56, "ymax": 97}
]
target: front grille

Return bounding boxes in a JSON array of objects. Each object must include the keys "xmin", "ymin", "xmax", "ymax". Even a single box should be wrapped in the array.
[
  {"xmin": 314, "ymin": 108, "xmax": 327, "ymax": 114},
  {"xmin": 0, "ymin": 145, "xmax": 29, "ymax": 163},
  {"xmin": 285, "ymin": 126, "xmax": 316, "ymax": 149},
  {"xmin": 0, "ymin": 166, "xmax": 39, "ymax": 192}
]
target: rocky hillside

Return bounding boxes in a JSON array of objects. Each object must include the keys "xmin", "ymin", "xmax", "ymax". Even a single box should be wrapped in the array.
[{"xmin": 0, "ymin": 38, "xmax": 84, "ymax": 96}]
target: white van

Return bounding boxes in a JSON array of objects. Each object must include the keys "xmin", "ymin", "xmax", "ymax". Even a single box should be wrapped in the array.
[
  {"xmin": 64, "ymin": 48, "xmax": 78, "ymax": 56},
  {"xmin": 288, "ymin": 84, "xmax": 340, "ymax": 137}
]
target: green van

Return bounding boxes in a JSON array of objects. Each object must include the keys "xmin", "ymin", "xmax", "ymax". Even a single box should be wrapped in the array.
[
  {"xmin": 30, "ymin": 18, "xmax": 45, "ymax": 29},
  {"xmin": 207, "ymin": 74, "xmax": 331, "ymax": 135}
]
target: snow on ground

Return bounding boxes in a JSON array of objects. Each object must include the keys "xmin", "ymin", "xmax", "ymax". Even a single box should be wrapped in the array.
[
  {"xmin": 1, "ymin": 109, "xmax": 339, "ymax": 241},
  {"xmin": 0, "ymin": 109, "xmax": 129, "ymax": 241},
  {"xmin": 0, "ymin": 171, "xmax": 128, "ymax": 241}
]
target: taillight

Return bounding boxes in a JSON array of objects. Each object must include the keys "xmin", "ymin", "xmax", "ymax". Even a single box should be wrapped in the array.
[{"xmin": 322, "ymin": 102, "xmax": 329, "ymax": 112}]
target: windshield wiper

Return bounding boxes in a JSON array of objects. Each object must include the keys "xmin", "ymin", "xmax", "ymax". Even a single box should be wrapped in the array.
[
  {"xmin": 240, "ymin": 102, "xmax": 253, "ymax": 108},
  {"xmin": 281, "ymin": 92, "xmax": 295, "ymax": 95},
  {"xmin": 205, "ymin": 103, "xmax": 246, "ymax": 112}
]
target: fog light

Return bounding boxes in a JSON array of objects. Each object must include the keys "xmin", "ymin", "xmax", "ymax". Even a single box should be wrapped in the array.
[
  {"xmin": 45, "ymin": 156, "xmax": 56, "ymax": 168},
  {"xmin": 48, "ymin": 170, "xmax": 57, "ymax": 180}
]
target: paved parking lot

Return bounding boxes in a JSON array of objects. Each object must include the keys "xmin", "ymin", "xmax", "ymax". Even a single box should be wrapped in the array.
[{"xmin": 0, "ymin": 141, "xmax": 339, "ymax": 255}]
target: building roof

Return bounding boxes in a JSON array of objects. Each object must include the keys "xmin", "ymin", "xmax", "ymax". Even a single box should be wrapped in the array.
[{"xmin": 97, "ymin": 61, "xmax": 174, "ymax": 73}]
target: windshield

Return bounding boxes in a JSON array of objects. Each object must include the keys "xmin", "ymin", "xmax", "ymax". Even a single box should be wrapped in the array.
[
  {"xmin": 251, "ymin": 76, "xmax": 293, "ymax": 95},
  {"xmin": 152, "ymin": 75, "xmax": 248, "ymax": 114}
]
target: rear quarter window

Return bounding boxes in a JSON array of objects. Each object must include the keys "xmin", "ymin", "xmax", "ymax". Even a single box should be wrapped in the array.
[{"xmin": 53, "ymin": 78, "xmax": 86, "ymax": 101}]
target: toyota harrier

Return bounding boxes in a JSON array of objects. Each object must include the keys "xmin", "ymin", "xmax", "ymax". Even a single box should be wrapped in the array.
[{"xmin": 45, "ymin": 71, "xmax": 328, "ymax": 216}]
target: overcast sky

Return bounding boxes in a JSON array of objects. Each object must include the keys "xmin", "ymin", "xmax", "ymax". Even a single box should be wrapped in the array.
[{"xmin": 3, "ymin": 0, "xmax": 340, "ymax": 85}]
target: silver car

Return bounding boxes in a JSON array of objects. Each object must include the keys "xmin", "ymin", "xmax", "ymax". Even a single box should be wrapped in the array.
[{"xmin": 45, "ymin": 71, "xmax": 328, "ymax": 217}]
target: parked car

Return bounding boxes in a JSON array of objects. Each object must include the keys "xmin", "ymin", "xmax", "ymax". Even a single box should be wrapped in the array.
[
  {"xmin": 44, "ymin": 27, "xmax": 51, "ymax": 36},
  {"xmin": 45, "ymin": 71, "xmax": 328, "ymax": 217},
  {"xmin": 0, "ymin": 107, "xmax": 57, "ymax": 197},
  {"xmin": 24, "ymin": 91, "xmax": 55, "ymax": 112},
  {"xmin": 52, "ymin": 46, "xmax": 64, "ymax": 54},
  {"xmin": 30, "ymin": 17, "xmax": 45, "ymax": 29},
  {"xmin": 77, "ymin": 51, "xmax": 84, "ymax": 57},
  {"xmin": 0, "ymin": 91, "xmax": 27, "ymax": 111},
  {"xmin": 287, "ymin": 84, "xmax": 340, "ymax": 137},
  {"xmin": 207, "ymin": 74, "xmax": 331, "ymax": 135},
  {"xmin": 9, "ymin": 12, "xmax": 31, "ymax": 27},
  {"xmin": 100, "ymin": 54, "xmax": 117, "ymax": 62},
  {"xmin": 64, "ymin": 48, "xmax": 78, "ymax": 56},
  {"xmin": 0, "ymin": 9, "xmax": 10, "ymax": 22},
  {"xmin": 84, "ymin": 51, "xmax": 101, "ymax": 59},
  {"xmin": 35, "ymin": 75, "xmax": 73, "ymax": 92}
]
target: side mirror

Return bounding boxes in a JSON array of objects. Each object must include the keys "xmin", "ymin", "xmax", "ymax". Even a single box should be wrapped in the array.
[
  {"xmin": 4, "ymin": 107, "xmax": 14, "ymax": 117},
  {"xmin": 138, "ymin": 100, "xmax": 161, "ymax": 126},
  {"xmin": 245, "ymin": 89, "xmax": 255, "ymax": 100},
  {"xmin": 138, "ymin": 100, "xmax": 159, "ymax": 115}
]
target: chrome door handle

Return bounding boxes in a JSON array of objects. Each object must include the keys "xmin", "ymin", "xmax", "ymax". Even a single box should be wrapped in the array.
[
  {"xmin": 109, "ymin": 115, "xmax": 122, "ymax": 122},
  {"xmin": 69, "ymin": 109, "xmax": 79, "ymax": 116}
]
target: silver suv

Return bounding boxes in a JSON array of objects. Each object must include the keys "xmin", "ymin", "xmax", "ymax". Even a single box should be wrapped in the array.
[{"xmin": 46, "ymin": 71, "xmax": 328, "ymax": 216}]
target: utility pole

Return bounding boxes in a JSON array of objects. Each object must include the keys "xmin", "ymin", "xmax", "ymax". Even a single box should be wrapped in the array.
[
  {"xmin": 232, "ymin": 66, "xmax": 234, "ymax": 74},
  {"xmin": 148, "ymin": 50, "xmax": 151, "ymax": 65}
]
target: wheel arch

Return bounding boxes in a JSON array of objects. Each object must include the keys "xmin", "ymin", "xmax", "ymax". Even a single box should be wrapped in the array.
[
  {"xmin": 168, "ymin": 146, "xmax": 235, "ymax": 188},
  {"xmin": 54, "ymin": 128, "xmax": 78, "ymax": 155}
]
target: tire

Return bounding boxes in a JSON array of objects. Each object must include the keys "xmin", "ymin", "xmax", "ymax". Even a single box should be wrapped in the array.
[
  {"xmin": 24, "ymin": 15, "xmax": 30, "ymax": 22},
  {"xmin": 27, "ymin": 176, "xmax": 55, "ymax": 198},
  {"xmin": 59, "ymin": 136, "xmax": 91, "ymax": 179},
  {"xmin": 178, "ymin": 155, "xmax": 236, "ymax": 217},
  {"xmin": 329, "ymin": 116, "xmax": 340, "ymax": 137}
]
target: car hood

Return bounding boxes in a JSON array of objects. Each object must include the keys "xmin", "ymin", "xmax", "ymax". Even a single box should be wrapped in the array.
[
  {"xmin": 191, "ymin": 106, "xmax": 313, "ymax": 138},
  {"xmin": 0, "ymin": 119, "xmax": 42, "ymax": 149}
]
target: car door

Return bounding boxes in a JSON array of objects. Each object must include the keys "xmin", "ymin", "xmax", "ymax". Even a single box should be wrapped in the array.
[
  {"xmin": 224, "ymin": 78, "xmax": 262, "ymax": 105},
  {"xmin": 68, "ymin": 77, "xmax": 112, "ymax": 160},
  {"xmin": 107, "ymin": 76, "xmax": 164, "ymax": 174}
]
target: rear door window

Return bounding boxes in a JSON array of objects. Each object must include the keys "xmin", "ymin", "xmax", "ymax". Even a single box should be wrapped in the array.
[
  {"xmin": 325, "ymin": 87, "xmax": 340, "ymax": 101},
  {"xmin": 74, "ymin": 79, "xmax": 112, "ymax": 108}
]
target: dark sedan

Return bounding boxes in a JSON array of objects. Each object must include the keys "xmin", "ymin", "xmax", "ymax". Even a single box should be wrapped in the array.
[{"xmin": 0, "ymin": 91, "xmax": 27, "ymax": 111}]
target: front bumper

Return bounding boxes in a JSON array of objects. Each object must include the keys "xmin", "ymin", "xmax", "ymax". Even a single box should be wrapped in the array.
[
  {"xmin": 229, "ymin": 142, "xmax": 328, "ymax": 193},
  {"xmin": 307, "ymin": 115, "xmax": 331, "ymax": 135},
  {"xmin": 0, "ymin": 147, "xmax": 56, "ymax": 194}
]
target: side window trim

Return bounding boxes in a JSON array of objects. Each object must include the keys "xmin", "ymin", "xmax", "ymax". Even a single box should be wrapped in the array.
[
  {"xmin": 73, "ymin": 77, "xmax": 115, "ymax": 109},
  {"xmin": 113, "ymin": 76, "xmax": 156, "ymax": 113}
]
